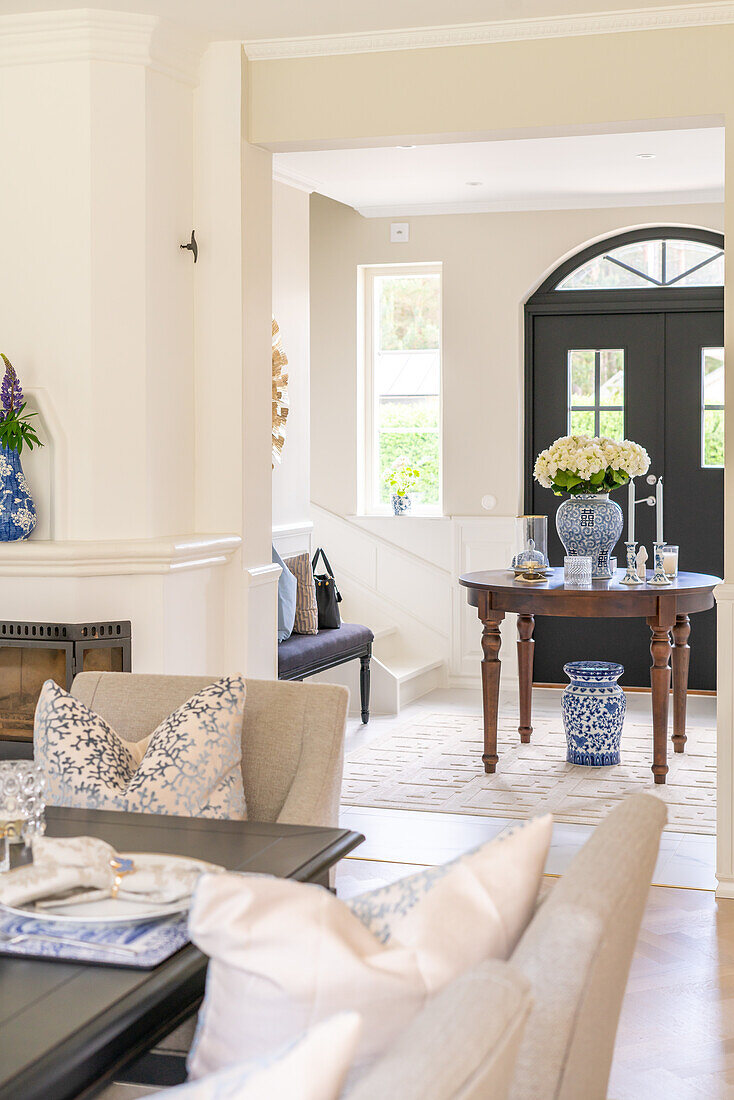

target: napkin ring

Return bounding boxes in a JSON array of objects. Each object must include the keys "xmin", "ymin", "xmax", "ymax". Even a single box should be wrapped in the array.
[{"xmin": 110, "ymin": 856, "xmax": 135, "ymax": 898}]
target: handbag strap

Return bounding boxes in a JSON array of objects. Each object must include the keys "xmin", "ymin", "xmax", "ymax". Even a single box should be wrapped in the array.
[
  {"xmin": 312, "ymin": 547, "xmax": 335, "ymax": 578},
  {"xmin": 312, "ymin": 547, "xmax": 342, "ymax": 601}
]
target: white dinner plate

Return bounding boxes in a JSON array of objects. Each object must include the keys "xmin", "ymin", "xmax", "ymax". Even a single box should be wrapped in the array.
[{"xmin": 0, "ymin": 852, "xmax": 212, "ymax": 926}]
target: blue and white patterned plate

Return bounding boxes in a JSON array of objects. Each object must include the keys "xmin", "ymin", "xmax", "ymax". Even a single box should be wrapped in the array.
[{"xmin": 0, "ymin": 910, "xmax": 190, "ymax": 969}]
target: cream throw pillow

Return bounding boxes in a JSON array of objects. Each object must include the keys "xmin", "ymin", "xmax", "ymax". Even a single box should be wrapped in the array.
[
  {"xmin": 150, "ymin": 1014, "xmax": 360, "ymax": 1100},
  {"xmin": 34, "ymin": 677, "xmax": 246, "ymax": 820},
  {"xmin": 187, "ymin": 815, "xmax": 552, "ymax": 1080}
]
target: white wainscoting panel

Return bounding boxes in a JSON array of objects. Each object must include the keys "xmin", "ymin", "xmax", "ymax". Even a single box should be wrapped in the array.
[
  {"xmin": 451, "ymin": 517, "xmax": 518, "ymax": 686},
  {"xmin": 272, "ymin": 521, "xmax": 313, "ymax": 557}
]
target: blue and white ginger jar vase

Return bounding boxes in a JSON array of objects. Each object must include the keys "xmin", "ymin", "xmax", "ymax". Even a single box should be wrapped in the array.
[
  {"xmin": 562, "ymin": 661, "xmax": 626, "ymax": 766},
  {"xmin": 392, "ymin": 493, "xmax": 411, "ymax": 515},
  {"xmin": 556, "ymin": 492, "xmax": 623, "ymax": 580},
  {"xmin": 0, "ymin": 445, "xmax": 36, "ymax": 541}
]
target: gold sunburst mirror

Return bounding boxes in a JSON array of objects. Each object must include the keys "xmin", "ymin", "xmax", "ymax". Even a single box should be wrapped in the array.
[{"xmin": 272, "ymin": 317, "xmax": 289, "ymax": 467}]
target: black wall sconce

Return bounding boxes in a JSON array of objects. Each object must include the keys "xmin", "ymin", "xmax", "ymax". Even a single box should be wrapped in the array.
[{"xmin": 180, "ymin": 230, "xmax": 198, "ymax": 263}]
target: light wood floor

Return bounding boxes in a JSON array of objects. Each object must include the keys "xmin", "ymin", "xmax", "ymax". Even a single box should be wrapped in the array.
[{"xmin": 611, "ymin": 886, "xmax": 734, "ymax": 1099}]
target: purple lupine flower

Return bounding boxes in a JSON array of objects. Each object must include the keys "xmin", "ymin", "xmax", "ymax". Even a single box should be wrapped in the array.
[{"xmin": 0, "ymin": 355, "xmax": 22, "ymax": 417}]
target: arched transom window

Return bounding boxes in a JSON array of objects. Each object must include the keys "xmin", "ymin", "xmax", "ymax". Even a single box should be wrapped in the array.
[{"xmin": 557, "ymin": 237, "xmax": 723, "ymax": 290}]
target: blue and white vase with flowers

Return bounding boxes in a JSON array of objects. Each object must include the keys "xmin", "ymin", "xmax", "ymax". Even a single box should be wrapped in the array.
[
  {"xmin": 0, "ymin": 355, "xmax": 43, "ymax": 541},
  {"xmin": 385, "ymin": 458, "xmax": 422, "ymax": 516},
  {"xmin": 534, "ymin": 434, "xmax": 650, "ymax": 579}
]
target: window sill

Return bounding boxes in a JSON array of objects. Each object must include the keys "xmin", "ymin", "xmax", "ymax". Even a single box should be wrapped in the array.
[{"xmin": 352, "ymin": 511, "xmax": 447, "ymax": 520}]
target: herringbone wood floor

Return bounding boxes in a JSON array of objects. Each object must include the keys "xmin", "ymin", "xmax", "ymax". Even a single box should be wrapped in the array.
[{"xmin": 611, "ymin": 887, "xmax": 734, "ymax": 1099}]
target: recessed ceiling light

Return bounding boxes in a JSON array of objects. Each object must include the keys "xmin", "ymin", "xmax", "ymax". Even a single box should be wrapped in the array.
[
  {"xmin": 466, "ymin": 180, "xmax": 483, "ymax": 186},
  {"xmin": 397, "ymin": 144, "xmax": 416, "ymax": 149},
  {"xmin": 636, "ymin": 153, "xmax": 656, "ymax": 159}
]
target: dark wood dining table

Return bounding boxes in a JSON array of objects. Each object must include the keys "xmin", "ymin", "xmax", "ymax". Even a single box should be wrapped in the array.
[
  {"xmin": 459, "ymin": 568, "xmax": 721, "ymax": 784},
  {"xmin": 0, "ymin": 806, "xmax": 363, "ymax": 1100}
]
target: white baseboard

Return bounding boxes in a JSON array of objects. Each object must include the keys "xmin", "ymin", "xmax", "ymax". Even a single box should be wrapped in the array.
[
  {"xmin": 716, "ymin": 874, "xmax": 734, "ymax": 899},
  {"xmin": 448, "ymin": 672, "xmax": 519, "ymax": 690}
]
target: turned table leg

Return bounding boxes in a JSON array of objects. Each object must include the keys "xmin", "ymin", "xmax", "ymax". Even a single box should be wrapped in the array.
[
  {"xmin": 648, "ymin": 618, "xmax": 673, "ymax": 784},
  {"xmin": 517, "ymin": 614, "xmax": 535, "ymax": 744},
  {"xmin": 480, "ymin": 612, "xmax": 505, "ymax": 774},
  {"xmin": 671, "ymin": 614, "xmax": 691, "ymax": 754}
]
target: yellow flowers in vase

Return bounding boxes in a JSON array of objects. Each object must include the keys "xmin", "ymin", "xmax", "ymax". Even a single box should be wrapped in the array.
[{"xmin": 385, "ymin": 458, "xmax": 421, "ymax": 515}]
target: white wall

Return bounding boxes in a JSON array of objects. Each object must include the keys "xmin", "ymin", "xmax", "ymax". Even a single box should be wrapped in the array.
[
  {"xmin": 0, "ymin": 43, "xmax": 196, "ymax": 542},
  {"xmin": 272, "ymin": 181, "xmax": 311, "ymax": 538},
  {"xmin": 0, "ymin": 19, "xmax": 277, "ymax": 681},
  {"xmin": 310, "ymin": 195, "xmax": 724, "ymax": 520}
]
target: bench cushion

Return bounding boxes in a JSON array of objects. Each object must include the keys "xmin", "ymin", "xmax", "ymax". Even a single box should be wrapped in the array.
[{"xmin": 278, "ymin": 623, "xmax": 374, "ymax": 678}]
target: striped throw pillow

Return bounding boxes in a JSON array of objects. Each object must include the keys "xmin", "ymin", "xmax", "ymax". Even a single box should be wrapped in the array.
[{"xmin": 284, "ymin": 553, "xmax": 319, "ymax": 635}]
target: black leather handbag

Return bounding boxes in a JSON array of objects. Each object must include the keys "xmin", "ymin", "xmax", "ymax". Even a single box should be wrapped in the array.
[{"xmin": 311, "ymin": 547, "xmax": 342, "ymax": 629}]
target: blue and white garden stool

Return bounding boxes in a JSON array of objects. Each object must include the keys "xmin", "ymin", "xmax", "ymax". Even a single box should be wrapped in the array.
[{"xmin": 561, "ymin": 661, "xmax": 626, "ymax": 766}]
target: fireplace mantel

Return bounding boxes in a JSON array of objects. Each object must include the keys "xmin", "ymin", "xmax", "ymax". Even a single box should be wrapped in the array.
[{"xmin": 0, "ymin": 534, "xmax": 242, "ymax": 577}]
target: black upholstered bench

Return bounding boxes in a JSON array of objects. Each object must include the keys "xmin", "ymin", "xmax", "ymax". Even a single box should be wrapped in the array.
[{"xmin": 278, "ymin": 622, "xmax": 374, "ymax": 724}]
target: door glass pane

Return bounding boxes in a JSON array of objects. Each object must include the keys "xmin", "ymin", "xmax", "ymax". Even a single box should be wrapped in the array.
[
  {"xmin": 557, "ymin": 237, "xmax": 723, "ymax": 290},
  {"xmin": 570, "ymin": 409, "xmax": 595, "ymax": 435},
  {"xmin": 674, "ymin": 254, "xmax": 724, "ymax": 287},
  {"xmin": 703, "ymin": 347, "xmax": 725, "ymax": 405},
  {"xmin": 703, "ymin": 409, "xmax": 725, "ymax": 468},
  {"xmin": 611, "ymin": 240, "xmax": 662, "ymax": 282},
  {"xmin": 567, "ymin": 348, "xmax": 625, "ymax": 438},
  {"xmin": 558, "ymin": 257, "xmax": 653, "ymax": 290},
  {"xmin": 702, "ymin": 346, "xmax": 725, "ymax": 468},
  {"xmin": 599, "ymin": 409, "xmax": 624, "ymax": 440},
  {"xmin": 599, "ymin": 349, "xmax": 624, "ymax": 405},
  {"xmin": 666, "ymin": 240, "xmax": 723, "ymax": 284},
  {"xmin": 568, "ymin": 350, "xmax": 595, "ymax": 405}
]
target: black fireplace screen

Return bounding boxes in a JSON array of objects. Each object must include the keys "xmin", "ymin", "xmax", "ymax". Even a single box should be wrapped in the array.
[{"xmin": 0, "ymin": 621, "xmax": 131, "ymax": 742}]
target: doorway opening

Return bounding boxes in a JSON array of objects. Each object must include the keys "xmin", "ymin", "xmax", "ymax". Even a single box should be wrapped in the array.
[{"xmin": 525, "ymin": 227, "xmax": 724, "ymax": 688}]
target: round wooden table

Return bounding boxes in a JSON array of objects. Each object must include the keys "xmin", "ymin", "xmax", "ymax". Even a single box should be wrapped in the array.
[{"xmin": 458, "ymin": 568, "xmax": 721, "ymax": 784}]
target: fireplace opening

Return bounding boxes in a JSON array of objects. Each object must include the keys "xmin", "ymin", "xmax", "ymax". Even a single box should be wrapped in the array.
[{"xmin": 0, "ymin": 621, "xmax": 131, "ymax": 742}]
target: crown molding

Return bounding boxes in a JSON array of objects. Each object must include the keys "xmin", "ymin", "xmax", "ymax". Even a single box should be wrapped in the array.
[
  {"xmin": 0, "ymin": 9, "xmax": 206, "ymax": 85},
  {"xmin": 356, "ymin": 187, "xmax": 725, "ymax": 218},
  {"xmin": 244, "ymin": 2, "xmax": 734, "ymax": 60},
  {"xmin": 272, "ymin": 166, "xmax": 318, "ymax": 193}
]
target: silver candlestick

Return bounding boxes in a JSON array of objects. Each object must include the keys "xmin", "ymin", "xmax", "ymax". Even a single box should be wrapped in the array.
[
  {"xmin": 620, "ymin": 541, "xmax": 643, "ymax": 585},
  {"xmin": 649, "ymin": 541, "xmax": 672, "ymax": 586}
]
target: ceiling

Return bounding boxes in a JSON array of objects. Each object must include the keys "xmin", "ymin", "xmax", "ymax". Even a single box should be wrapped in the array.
[
  {"xmin": 273, "ymin": 127, "xmax": 725, "ymax": 217},
  {"xmin": 0, "ymin": 0, "xmax": 723, "ymax": 42}
]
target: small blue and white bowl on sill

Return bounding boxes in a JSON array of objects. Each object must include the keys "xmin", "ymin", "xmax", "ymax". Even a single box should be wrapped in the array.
[{"xmin": 561, "ymin": 660, "xmax": 626, "ymax": 767}]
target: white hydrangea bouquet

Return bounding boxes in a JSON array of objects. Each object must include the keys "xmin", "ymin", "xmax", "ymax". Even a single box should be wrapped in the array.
[{"xmin": 534, "ymin": 434, "xmax": 650, "ymax": 496}]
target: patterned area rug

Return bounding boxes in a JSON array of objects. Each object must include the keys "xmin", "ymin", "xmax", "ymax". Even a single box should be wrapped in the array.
[{"xmin": 343, "ymin": 712, "xmax": 715, "ymax": 834}]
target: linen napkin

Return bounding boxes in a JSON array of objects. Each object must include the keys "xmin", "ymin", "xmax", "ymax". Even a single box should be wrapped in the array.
[{"xmin": 0, "ymin": 835, "xmax": 222, "ymax": 910}]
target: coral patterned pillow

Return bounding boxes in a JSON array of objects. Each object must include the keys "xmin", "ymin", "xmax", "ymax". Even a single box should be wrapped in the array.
[{"xmin": 34, "ymin": 677, "xmax": 246, "ymax": 820}]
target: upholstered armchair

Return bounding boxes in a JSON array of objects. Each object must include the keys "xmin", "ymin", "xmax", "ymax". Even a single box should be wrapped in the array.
[{"xmin": 70, "ymin": 672, "xmax": 349, "ymax": 828}]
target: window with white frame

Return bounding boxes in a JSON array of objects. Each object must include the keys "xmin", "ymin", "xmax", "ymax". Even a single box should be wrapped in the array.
[{"xmin": 363, "ymin": 264, "xmax": 442, "ymax": 513}]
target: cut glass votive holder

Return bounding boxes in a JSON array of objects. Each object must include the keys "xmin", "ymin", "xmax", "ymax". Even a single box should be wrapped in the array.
[
  {"xmin": 564, "ymin": 555, "xmax": 592, "ymax": 587},
  {"xmin": 663, "ymin": 545, "xmax": 679, "ymax": 578},
  {"xmin": 0, "ymin": 761, "xmax": 46, "ymax": 863}
]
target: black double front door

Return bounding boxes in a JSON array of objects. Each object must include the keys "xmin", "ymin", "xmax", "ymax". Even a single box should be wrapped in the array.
[{"xmin": 528, "ymin": 308, "xmax": 723, "ymax": 688}]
